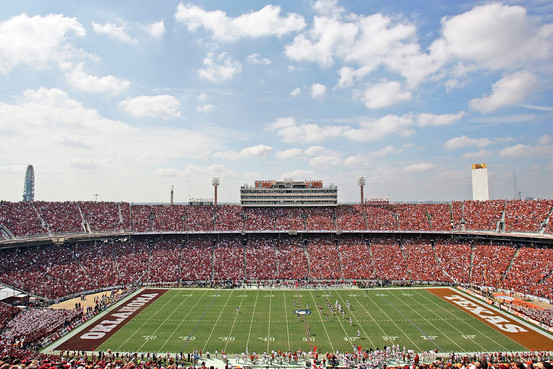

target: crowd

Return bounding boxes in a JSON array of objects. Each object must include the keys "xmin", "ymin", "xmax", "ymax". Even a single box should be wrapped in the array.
[
  {"xmin": 0, "ymin": 302, "xmax": 19, "ymax": 331},
  {"xmin": 2, "ymin": 200, "xmax": 553, "ymax": 237}
]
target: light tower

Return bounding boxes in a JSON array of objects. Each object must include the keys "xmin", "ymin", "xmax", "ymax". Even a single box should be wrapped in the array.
[
  {"xmin": 212, "ymin": 177, "xmax": 220, "ymax": 206},
  {"xmin": 358, "ymin": 176, "xmax": 366, "ymax": 206},
  {"xmin": 22, "ymin": 165, "xmax": 35, "ymax": 202}
]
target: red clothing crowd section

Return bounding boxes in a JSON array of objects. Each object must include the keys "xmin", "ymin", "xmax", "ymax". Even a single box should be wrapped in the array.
[
  {"xmin": 1, "ymin": 235, "xmax": 552, "ymax": 302},
  {"xmin": 2, "ymin": 200, "xmax": 553, "ymax": 237}
]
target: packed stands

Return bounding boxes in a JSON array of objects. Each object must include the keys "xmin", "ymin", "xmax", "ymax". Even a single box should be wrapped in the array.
[
  {"xmin": 112, "ymin": 239, "xmax": 149, "ymax": 285},
  {"xmin": 504, "ymin": 199, "xmax": 553, "ymax": 233},
  {"xmin": 370, "ymin": 238, "xmax": 409, "ymax": 281},
  {"xmin": 33, "ymin": 202, "xmax": 83, "ymax": 235},
  {"xmin": 434, "ymin": 239, "xmax": 472, "ymax": 283},
  {"xmin": 307, "ymin": 236, "xmax": 341, "ymax": 279},
  {"xmin": 336, "ymin": 205, "xmax": 366, "ymax": 231},
  {"xmin": 0, "ymin": 302, "xmax": 20, "ymax": 331},
  {"xmin": 304, "ymin": 207, "xmax": 336, "ymax": 231},
  {"xmin": 183, "ymin": 206, "xmax": 214, "ymax": 232},
  {"xmin": 213, "ymin": 236, "xmax": 244, "ymax": 281},
  {"xmin": 274, "ymin": 207, "xmax": 304, "ymax": 231},
  {"xmin": 470, "ymin": 241, "xmax": 515, "ymax": 287},
  {"xmin": 180, "ymin": 236, "xmax": 213, "ymax": 281},
  {"xmin": 401, "ymin": 238, "xmax": 451, "ymax": 282},
  {"xmin": 80, "ymin": 201, "xmax": 129, "ymax": 232},
  {"xmin": 145, "ymin": 239, "xmax": 181, "ymax": 284},
  {"xmin": 73, "ymin": 241, "xmax": 119, "ymax": 290},
  {"xmin": 365, "ymin": 206, "xmax": 398, "ymax": 231},
  {"xmin": 3, "ymin": 307, "xmax": 82, "ymax": 344},
  {"xmin": 276, "ymin": 237, "xmax": 309, "ymax": 280},
  {"xmin": 502, "ymin": 246, "xmax": 553, "ymax": 300},
  {"xmin": 0, "ymin": 201, "xmax": 44, "ymax": 237},
  {"xmin": 244, "ymin": 207, "xmax": 275, "ymax": 231},
  {"xmin": 452, "ymin": 200, "xmax": 504, "ymax": 231},
  {"xmin": 337, "ymin": 235, "xmax": 374, "ymax": 279},
  {"xmin": 214, "ymin": 205, "xmax": 244, "ymax": 231},
  {"xmin": 245, "ymin": 236, "xmax": 277, "ymax": 280}
]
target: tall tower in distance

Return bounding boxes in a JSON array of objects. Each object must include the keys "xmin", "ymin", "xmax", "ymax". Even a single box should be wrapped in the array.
[
  {"xmin": 357, "ymin": 176, "xmax": 366, "ymax": 206},
  {"xmin": 170, "ymin": 185, "xmax": 174, "ymax": 205},
  {"xmin": 212, "ymin": 177, "xmax": 220, "ymax": 206},
  {"xmin": 22, "ymin": 165, "xmax": 35, "ymax": 202},
  {"xmin": 472, "ymin": 163, "xmax": 489, "ymax": 201}
]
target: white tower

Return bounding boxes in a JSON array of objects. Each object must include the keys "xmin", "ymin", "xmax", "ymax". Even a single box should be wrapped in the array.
[
  {"xmin": 212, "ymin": 177, "xmax": 220, "ymax": 206},
  {"xmin": 472, "ymin": 163, "xmax": 489, "ymax": 201},
  {"xmin": 357, "ymin": 176, "xmax": 366, "ymax": 206}
]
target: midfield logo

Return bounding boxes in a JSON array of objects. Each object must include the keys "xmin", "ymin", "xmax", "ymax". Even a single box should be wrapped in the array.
[{"xmin": 294, "ymin": 309, "xmax": 311, "ymax": 315}]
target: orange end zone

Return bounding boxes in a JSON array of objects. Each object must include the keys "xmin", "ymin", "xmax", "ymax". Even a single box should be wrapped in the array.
[{"xmin": 428, "ymin": 287, "xmax": 553, "ymax": 351}]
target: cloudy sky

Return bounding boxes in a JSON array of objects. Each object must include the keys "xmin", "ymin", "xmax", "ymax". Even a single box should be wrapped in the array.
[{"xmin": 1, "ymin": 0, "xmax": 552, "ymax": 203}]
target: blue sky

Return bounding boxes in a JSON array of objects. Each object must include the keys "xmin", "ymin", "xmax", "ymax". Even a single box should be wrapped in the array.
[{"xmin": 0, "ymin": 0, "xmax": 552, "ymax": 203}]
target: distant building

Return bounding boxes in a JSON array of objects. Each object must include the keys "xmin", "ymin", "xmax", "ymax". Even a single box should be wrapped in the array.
[
  {"xmin": 240, "ymin": 179, "xmax": 337, "ymax": 207},
  {"xmin": 472, "ymin": 163, "xmax": 489, "ymax": 201}
]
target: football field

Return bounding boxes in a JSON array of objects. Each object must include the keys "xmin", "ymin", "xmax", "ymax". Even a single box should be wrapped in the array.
[{"xmin": 57, "ymin": 287, "xmax": 553, "ymax": 355}]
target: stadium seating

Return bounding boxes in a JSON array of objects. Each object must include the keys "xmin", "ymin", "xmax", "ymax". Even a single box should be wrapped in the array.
[
  {"xmin": 245, "ymin": 236, "xmax": 277, "ymax": 280},
  {"xmin": 0, "ymin": 201, "xmax": 45, "ymax": 237},
  {"xmin": 503, "ymin": 199, "xmax": 553, "ymax": 233},
  {"xmin": 401, "ymin": 238, "xmax": 451, "ymax": 282}
]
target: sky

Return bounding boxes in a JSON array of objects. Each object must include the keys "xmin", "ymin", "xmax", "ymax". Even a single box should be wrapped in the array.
[{"xmin": 0, "ymin": 0, "xmax": 552, "ymax": 204}]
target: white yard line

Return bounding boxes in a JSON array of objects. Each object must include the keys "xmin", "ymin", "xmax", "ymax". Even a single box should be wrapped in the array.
[
  {"xmin": 336, "ymin": 290, "xmax": 376, "ymax": 349},
  {"xmin": 308, "ymin": 290, "xmax": 335, "ymax": 353},
  {"xmin": 245, "ymin": 290, "xmax": 260, "ymax": 351},
  {"xmin": 362, "ymin": 291, "xmax": 422, "ymax": 351},
  {"xmin": 283, "ymin": 291, "xmax": 291, "ymax": 352},
  {"xmin": 223, "ymin": 292, "xmax": 247, "ymax": 353},
  {"xmin": 156, "ymin": 291, "xmax": 200, "ymax": 353},
  {"xmin": 203, "ymin": 290, "xmax": 234, "ymax": 352}
]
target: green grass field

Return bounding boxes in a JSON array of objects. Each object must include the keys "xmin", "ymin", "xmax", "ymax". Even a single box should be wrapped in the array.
[{"xmin": 97, "ymin": 288, "xmax": 527, "ymax": 355}]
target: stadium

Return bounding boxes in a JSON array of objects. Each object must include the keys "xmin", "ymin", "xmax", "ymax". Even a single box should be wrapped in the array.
[{"xmin": 1, "ymin": 172, "xmax": 553, "ymax": 369}]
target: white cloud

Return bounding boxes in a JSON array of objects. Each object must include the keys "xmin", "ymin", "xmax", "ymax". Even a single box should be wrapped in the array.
[
  {"xmin": 266, "ymin": 117, "xmax": 344, "ymax": 143},
  {"xmin": 146, "ymin": 20, "xmax": 166, "ymax": 39},
  {"xmin": 198, "ymin": 92, "xmax": 207, "ymax": 101},
  {"xmin": 65, "ymin": 63, "xmax": 130, "ymax": 95},
  {"xmin": 444, "ymin": 135, "xmax": 493, "ymax": 150},
  {"xmin": 469, "ymin": 71, "xmax": 540, "ymax": 113},
  {"xmin": 343, "ymin": 115, "xmax": 414, "ymax": 142},
  {"xmin": 344, "ymin": 145, "xmax": 401, "ymax": 167},
  {"xmin": 276, "ymin": 148, "xmax": 303, "ymax": 159},
  {"xmin": 363, "ymin": 81, "xmax": 411, "ymax": 108},
  {"xmin": 198, "ymin": 52, "xmax": 242, "ymax": 82},
  {"xmin": 498, "ymin": 143, "xmax": 553, "ymax": 158},
  {"xmin": 0, "ymin": 13, "xmax": 86, "ymax": 74},
  {"xmin": 214, "ymin": 144, "xmax": 273, "ymax": 160},
  {"xmin": 290, "ymin": 87, "xmax": 301, "ymax": 97},
  {"xmin": 404, "ymin": 163, "xmax": 437, "ymax": 172},
  {"xmin": 430, "ymin": 3, "xmax": 553, "ymax": 70},
  {"xmin": 92, "ymin": 21, "xmax": 136, "ymax": 44},
  {"xmin": 311, "ymin": 83, "xmax": 327, "ymax": 99},
  {"xmin": 461, "ymin": 149, "xmax": 491, "ymax": 159},
  {"xmin": 0, "ymin": 88, "xmax": 217, "ymax": 176},
  {"xmin": 197, "ymin": 103, "xmax": 214, "ymax": 112},
  {"xmin": 538, "ymin": 134, "xmax": 552, "ymax": 145},
  {"xmin": 118, "ymin": 95, "xmax": 181, "ymax": 119},
  {"xmin": 175, "ymin": 3, "xmax": 306, "ymax": 42},
  {"xmin": 417, "ymin": 111, "xmax": 466, "ymax": 127},
  {"xmin": 310, "ymin": 154, "xmax": 341, "ymax": 167},
  {"xmin": 247, "ymin": 53, "xmax": 271, "ymax": 65}
]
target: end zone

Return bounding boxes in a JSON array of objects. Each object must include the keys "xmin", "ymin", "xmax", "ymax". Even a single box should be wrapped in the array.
[
  {"xmin": 55, "ymin": 289, "xmax": 166, "ymax": 351},
  {"xmin": 428, "ymin": 287, "xmax": 553, "ymax": 350}
]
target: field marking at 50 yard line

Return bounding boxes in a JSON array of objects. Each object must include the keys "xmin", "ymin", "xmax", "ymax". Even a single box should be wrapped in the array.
[
  {"xmin": 109, "ymin": 289, "xmax": 191, "ymax": 353},
  {"xmin": 323, "ymin": 290, "xmax": 354, "ymax": 352},
  {"xmin": 295, "ymin": 286, "xmax": 313, "ymax": 352},
  {"xmin": 412, "ymin": 289, "xmax": 494, "ymax": 353},
  {"xmin": 158, "ymin": 290, "xmax": 210, "ymax": 353},
  {"xmin": 223, "ymin": 291, "xmax": 248, "ymax": 354},
  {"xmin": 201, "ymin": 289, "xmax": 234, "ymax": 353},
  {"xmin": 335, "ymin": 290, "xmax": 376, "ymax": 349},
  {"xmin": 308, "ymin": 290, "xmax": 335, "ymax": 353},
  {"xmin": 365, "ymin": 291, "xmax": 423, "ymax": 351}
]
